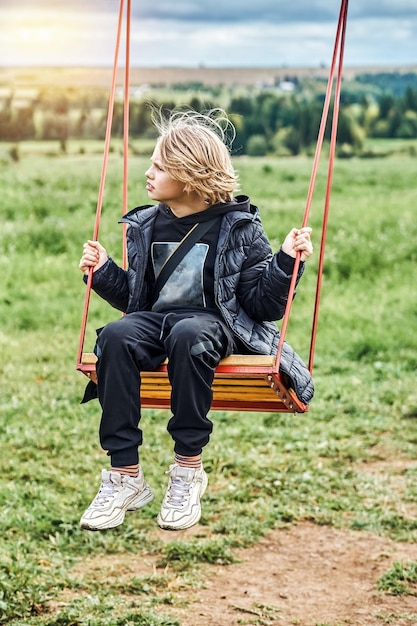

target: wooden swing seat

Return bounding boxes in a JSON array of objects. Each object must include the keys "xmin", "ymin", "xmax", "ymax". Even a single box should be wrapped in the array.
[{"xmin": 78, "ymin": 352, "xmax": 308, "ymax": 413}]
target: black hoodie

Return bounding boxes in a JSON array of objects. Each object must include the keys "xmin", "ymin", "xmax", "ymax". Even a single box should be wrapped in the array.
[{"xmin": 149, "ymin": 197, "xmax": 250, "ymax": 312}]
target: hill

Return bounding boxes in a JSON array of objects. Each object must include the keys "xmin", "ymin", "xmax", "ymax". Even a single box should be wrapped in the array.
[{"xmin": 1, "ymin": 64, "xmax": 417, "ymax": 88}]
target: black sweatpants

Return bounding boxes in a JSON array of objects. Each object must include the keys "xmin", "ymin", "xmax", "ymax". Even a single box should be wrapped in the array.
[{"xmin": 94, "ymin": 310, "xmax": 236, "ymax": 466}]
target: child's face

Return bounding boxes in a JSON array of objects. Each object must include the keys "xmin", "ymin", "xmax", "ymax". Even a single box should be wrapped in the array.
[{"xmin": 145, "ymin": 144, "xmax": 188, "ymax": 206}]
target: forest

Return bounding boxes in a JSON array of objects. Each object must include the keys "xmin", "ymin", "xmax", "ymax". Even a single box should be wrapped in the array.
[{"xmin": 1, "ymin": 71, "xmax": 417, "ymax": 156}]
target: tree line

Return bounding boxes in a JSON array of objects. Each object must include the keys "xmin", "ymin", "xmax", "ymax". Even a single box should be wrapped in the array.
[{"xmin": 1, "ymin": 78, "xmax": 417, "ymax": 156}]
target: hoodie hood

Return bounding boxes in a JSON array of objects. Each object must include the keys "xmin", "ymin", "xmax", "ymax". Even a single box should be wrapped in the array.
[
  {"xmin": 121, "ymin": 195, "xmax": 255, "ymax": 227},
  {"xmin": 163, "ymin": 194, "xmax": 252, "ymax": 223}
]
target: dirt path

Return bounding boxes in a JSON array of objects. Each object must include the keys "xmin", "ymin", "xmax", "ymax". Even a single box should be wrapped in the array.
[
  {"xmin": 68, "ymin": 522, "xmax": 417, "ymax": 625},
  {"xmin": 169, "ymin": 523, "xmax": 417, "ymax": 625}
]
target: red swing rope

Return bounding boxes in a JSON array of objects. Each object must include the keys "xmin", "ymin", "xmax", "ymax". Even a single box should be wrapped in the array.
[
  {"xmin": 122, "ymin": 0, "xmax": 131, "ymax": 269},
  {"xmin": 308, "ymin": 0, "xmax": 349, "ymax": 372},
  {"xmin": 274, "ymin": 0, "xmax": 349, "ymax": 375},
  {"xmin": 76, "ymin": 0, "xmax": 130, "ymax": 367}
]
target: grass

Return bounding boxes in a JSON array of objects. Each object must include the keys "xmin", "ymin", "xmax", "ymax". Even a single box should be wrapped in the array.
[
  {"xmin": 0, "ymin": 141, "xmax": 416, "ymax": 624},
  {"xmin": 378, "ymin": 561, "xmax": 417, "ymax": 596}
]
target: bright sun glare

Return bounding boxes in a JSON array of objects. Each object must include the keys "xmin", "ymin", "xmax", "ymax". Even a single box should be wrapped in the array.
[
  {"xmin": 2, "ymin": 9, "xmax": 71, "ymax": 64},
  {"xmin": 1, "ymin": 7, "xmax": 113, "ymax": 66},
  {"xmin": 18, "ymin": 26, "xmax": 53, "ymax": 43}
]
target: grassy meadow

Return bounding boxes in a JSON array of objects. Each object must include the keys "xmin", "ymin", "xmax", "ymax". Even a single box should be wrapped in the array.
[{"xmin": 0, "ymin": 141, "xmax": 417, "ymax": 625}]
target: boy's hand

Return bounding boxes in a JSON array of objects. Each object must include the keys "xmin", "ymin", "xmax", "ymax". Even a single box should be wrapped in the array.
[
  {"xmin": 79, "ymin": 240, "xmax": 108, "ymax": 274},
  {"xmin": 281, "ymin": 227, "xmax": 313, "ymax": 262}
]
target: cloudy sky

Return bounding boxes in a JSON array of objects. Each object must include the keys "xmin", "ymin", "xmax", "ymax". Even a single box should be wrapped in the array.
[{"xmin": 0, "ymin": 0, "xmax": 416, "ymax": 68}]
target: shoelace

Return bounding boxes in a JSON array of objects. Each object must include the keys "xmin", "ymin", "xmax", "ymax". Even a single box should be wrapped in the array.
[
  {"xmin": 93, "ymin": 478, "xmax": 120, "ymax": 507},
  {"xmin": 166, "ymin": 476, "xmax": 192, "ymax": 507}
]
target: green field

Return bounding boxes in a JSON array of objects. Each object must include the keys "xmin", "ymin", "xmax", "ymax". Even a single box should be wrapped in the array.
[{"xmin": 0, "ymin": 144, "xmax": 417, "ymax": 625}]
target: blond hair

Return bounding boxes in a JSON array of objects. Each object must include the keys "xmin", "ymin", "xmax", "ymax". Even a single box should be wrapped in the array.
[{"xmin": 152, "ymin": 108, "xmax": 239, "ymax": 205}]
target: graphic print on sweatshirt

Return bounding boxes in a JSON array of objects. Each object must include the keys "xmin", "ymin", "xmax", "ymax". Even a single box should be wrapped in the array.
[{"xmin": 151, "ymin": 242, "xmax": 209, "ymax": 311}]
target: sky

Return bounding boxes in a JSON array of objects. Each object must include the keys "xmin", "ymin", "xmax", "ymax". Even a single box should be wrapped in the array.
[{"xmin": 0, "ymin": 0, "xmax": 416, "ymax": 69}]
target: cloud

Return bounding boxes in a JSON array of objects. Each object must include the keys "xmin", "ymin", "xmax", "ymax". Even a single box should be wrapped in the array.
[
  {"xmin": 350, "ymin": 1, "xmax": 417, "ymax": 19},
  {"xmin": 8, "ymin": 0, "xmax": 417, "ymax": 22},
  {"xmin": 1, "ymin": 1, "xmax": 416, "ymax": 67},
  {"xmin": 131, "ymin": 0, "xmax": 417, "ymax": 23},
  {"xmin": 132, "ymin": 1, "xmax": 337, "ymax": 23},
  {"xmin": 130, "ymin": 19, "xmax": 341, "ymax": 68}
]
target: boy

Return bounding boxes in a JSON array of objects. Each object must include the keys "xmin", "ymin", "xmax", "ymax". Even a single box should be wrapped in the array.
[{"xmin": 79, "ymin": 109, "xmax": 313, "ymax": 532}]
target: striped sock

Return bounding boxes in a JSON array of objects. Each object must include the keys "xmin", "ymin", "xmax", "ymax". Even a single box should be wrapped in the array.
[
  {"xmin": 174, "ymin": 454, "xmax": 202, "ymax": 470},
  {"xmin": 111, "ymin": 464, "xmax": 139, "ymax": 478}
]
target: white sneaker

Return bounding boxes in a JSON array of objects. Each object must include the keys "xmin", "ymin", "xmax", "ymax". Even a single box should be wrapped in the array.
[
  {"xmin": 157, "ymin": 464, "xmax": 208, "ymax": 531},
  {"xmin": 80, "ymin": 468, "xmax": 154, "ymax": 531}
]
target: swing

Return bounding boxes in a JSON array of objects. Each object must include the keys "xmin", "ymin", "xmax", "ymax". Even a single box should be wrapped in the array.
[{"xmin": 76, "ymin": 0, "xmax": 349, "ymax": 413}]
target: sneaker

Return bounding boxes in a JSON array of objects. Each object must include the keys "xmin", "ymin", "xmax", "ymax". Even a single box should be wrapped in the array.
[
  {"xmin": 80, "ymin": 468, "xmax": 154, "ymax": 531},
  {"xmin": 157, "ymin": 464, "xmax": 208, "ymax": 531}
]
